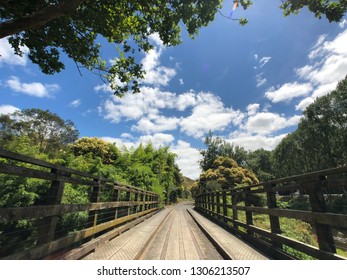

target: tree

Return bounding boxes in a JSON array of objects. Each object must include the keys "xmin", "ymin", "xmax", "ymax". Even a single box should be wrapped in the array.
[
  {"xmin": 0, "ymin": 0, "xmax": 225, "ymax": 95},
  {"xmin": 273, "ymin": 75, "xmax": 347, "ymax": 177},
  {"xmin": 281, "ymin": 0, "xmax": 347, "ymax": 22},
  {"xmin": 198, "ymin": 156, "xmax": 259, "ymax": 192},
  {"xmin": 247, "ymin": 149, "xmax": 274, "ymax": 181},
  {"xmin": 199, "ymin": 131, "xmax": 248, "ymax": 172},
  {"xmin": 70, "ymin": 137, "xmax": 120, "ymax": 164},
  {"xmin": 0, "ymin": 108, "xmax": 79, "ymax": 155}
]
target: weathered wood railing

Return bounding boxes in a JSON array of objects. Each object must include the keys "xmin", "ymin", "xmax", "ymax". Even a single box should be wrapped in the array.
[
  {"xmin": 195, "ymin": 167, "xmax": 347, "ymax": 260},
  {"xmin": 0, "ymin": 148, "xmax": 160, "ymax": 259}
]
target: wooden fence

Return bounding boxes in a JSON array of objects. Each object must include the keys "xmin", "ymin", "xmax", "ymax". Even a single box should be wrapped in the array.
[
  {"xmin": 0, "ymin": 148, "xmax": 160, "ymax": 259},
  {"xmin": 195, "ymin": 167, "xmax": 347, "ymax": 260}
]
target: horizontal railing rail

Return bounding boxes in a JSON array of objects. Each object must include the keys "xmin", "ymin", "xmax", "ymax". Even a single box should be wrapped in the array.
[
  {"xmin": 0, "ymin": 148, "xmax": 160, "ymax": 259},
  {"xmin": 194, "ymin": 166, "xmax": 347, "ymax": 260}
]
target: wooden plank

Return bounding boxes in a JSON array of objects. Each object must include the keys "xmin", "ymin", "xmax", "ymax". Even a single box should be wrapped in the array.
[
  {"xmin": 0, "ymin": 148, "xmax": 98, "ymax": 179},
  {"xmin": 2, "ymin": 208, "xmax": 158, "ymax": 260},
  {"xmin": 213, "ymin": 213, "xmax": 345, "ymax": 260},
  {"xmin": 58, "ymin": 210, "xmax": 160, "ymax": 260},
  {"xmin": 235, "ymin": 206, "xmax": 347, "ymax": 228},
  {"xmin": 0, "ymin": 201, "xmax": 157, "ymax": 222}
]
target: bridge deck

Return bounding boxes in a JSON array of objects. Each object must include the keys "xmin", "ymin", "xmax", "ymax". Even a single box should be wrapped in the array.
[{"xmin": 77, "ymin": 202, "xmax": 268, "ymax": 260}]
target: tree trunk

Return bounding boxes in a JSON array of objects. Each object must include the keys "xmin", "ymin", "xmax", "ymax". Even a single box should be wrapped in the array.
[{"xmin": 0, "ymin": 0, "xmax": 87, "ymax": 38}]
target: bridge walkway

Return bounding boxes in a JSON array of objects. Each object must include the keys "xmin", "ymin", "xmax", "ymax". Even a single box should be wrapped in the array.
[{"xmin": 79, "ymin": 202, "xmax": 268, "ymax": 260}]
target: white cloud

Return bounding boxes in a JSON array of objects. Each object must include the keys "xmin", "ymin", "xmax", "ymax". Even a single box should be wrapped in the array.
[
  {"xmin": 259, "ymin": 56, "xmax": 271, "ymax": 68},
  {"xmin": 6, "ymin": 76, "xmax": 60, "ymax": 98},
  {"xmin": 141, "ymin": 33, "xmax": 176, "ymax": 87},
  {"xmin": 256, "ymin": 73, "xmax": 267, "ymax": 87},
  {"xmin": 179, "ymin": 78, "xmax": 184, "ymax": 85},
  {"xmin": 101, "ymin": 133, "xmax": 175, "ymax": 149},
  {"xmin": 102, "ymin": 87, "xmax": 244, "ymax": 138},
  {"xmin": 295, "ymin": 82, "xmax": 338, "ymax": 111},
  {"xmin": 94, "ymin": 84, "xmax": 113, "ymax": 93},
  {"xmin": 293, "ymin": 29, "xmax": 347, "ymax": 109},
  {"xmin": 132, "ymin": 115, "xmax": 180, "ymax": 133},
  {"xmin": 0, "ymin": 38, "xmax": 28, "ymax": 67},
  {"xmin": 243, "ymin": 112, "xmax": 301, "ymax": 135},
  {"xmin": 138, "ymin": 133, "xmax": 175, "ymax": 147},
  {"xmin": 246, "ymin": 103, "xmax": 260, "ymax": 116},
  {"xmin": 339, "ymin": 19, "xmax": 347, "ymax": 28},
  {"xmin": 176, "ymin": 91, "xmax": 197, "ymax": 111},
  {"xmin": 103, "ymin": 87, "xmax": 176, "ymax": 123},
  {"xmin": 265, "ymin": 82, "xmax": 313, "ymax": 103},
  {"xmin": 69, "ymin": 99, "xmax": 81, "ymax": 108},
  {"xmin": 120, "ymin": 133, "xmax": 134, "ymax": 139},
  {"xmin": 171, "ymin": 140, "xmax": 201, "ymax": 179},
  {"xmin": 179, "ymin": 92, "xmax": 244, "ymax": 138},
  {"xmin": 0, "ymin": 104, "xmax": 20, "ymax": 115},
  {"xmin": 228, "ymin": 133, "xmax": 287, "ymax": 151}
]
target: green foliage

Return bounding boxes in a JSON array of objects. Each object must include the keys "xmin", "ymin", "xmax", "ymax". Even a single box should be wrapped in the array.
[
  {"xmin": 199, "ymin": 132, "xmax": 273, "ymax": 183},
  {"xmin": 0, "ymin": 108, "xmax": 78, "ymax": 156},
  {"xmin": 280, "ymin": 0, "xmax": 347, "ymax": 22},
  {"xmin": 197, "ymin": 156, "xmax": 259, "ymax": 192},
  {"xmin": 273, "ymin": 76, "xmax": 347, "ymax": 177},
  {"xmin": 70, "ymin": 137, "xmax": 120, "ymax": 164}
]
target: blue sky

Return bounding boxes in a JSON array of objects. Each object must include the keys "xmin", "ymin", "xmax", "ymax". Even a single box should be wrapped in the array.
[{"xmin": 1, "ymin": 1, "xmax": 347, "ymax": 179}]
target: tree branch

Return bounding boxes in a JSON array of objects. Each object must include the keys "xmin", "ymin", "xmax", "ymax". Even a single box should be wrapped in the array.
[{"xmin": 0, "ymin": 0, "xmax": 87, "ymax": 38}]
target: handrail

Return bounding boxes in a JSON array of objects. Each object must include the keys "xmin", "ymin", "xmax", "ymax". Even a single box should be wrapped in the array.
[
  {"xmin": 0, "ymin": 149, "xmax": 160, "ymax": 259},
  {"xmin": 194, "ymin": 167, "xmax": 347, "ymax": 260}
]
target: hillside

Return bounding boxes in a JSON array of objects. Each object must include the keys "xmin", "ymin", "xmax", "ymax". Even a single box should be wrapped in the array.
[{"xmin": 182, "ymin": 176, "xmax": 196, "ymax": 190}]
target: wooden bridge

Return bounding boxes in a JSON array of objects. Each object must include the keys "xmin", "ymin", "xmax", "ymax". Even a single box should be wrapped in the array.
[{"xmin": 0, "ymin": 148, "xmax": 347, "ymax": 260}]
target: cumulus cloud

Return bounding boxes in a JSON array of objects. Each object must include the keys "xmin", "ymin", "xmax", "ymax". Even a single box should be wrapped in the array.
[
  {"xmin": 294, "ymin": 29, "xmax": 347, "ymax": 110},
  {"xmin": 0, "ymin": 38, "xmax": 28, "ymax": 67},
  {"xmin": 265, "ymin": 82, "xmax": 313, "ymax": 103},
  {"xmin": 171, "ymin": 140, "xmax": 202, "ymax": 179},
  {"xmin": 101, "ymin": 87, "xmax": 243, "ymax": 138},
  {"xmin": 0, "ymin": 104, "xmax": 20, "ymax": 115},
  {"xmin": 103, "ymin": 87, "xmax": 176, "ymax": 123},
  {"xmin": 246, "ymin": 103, "xmax": 260, "ymax": 116},
  {"xmin": 227, "ymin": 133, "xmax": 287, "ymax": 151},
  {"xmin": 132, "ymin": 115, "xmax": 180, "ymax": 134},
  {"xmin": 5, "ymin": 76, "xmax": 60, "ymax": 98},
  {"xmin": 101, "ymin": 133, "xmax": 175, "ymax": 149},
  {"xmin": 243, "ymin": 112, "xmax": 301, "ymax": 135},
  {"xmin": 140, "ymin": 33, "xmax": 176, "ymax": 87},
  {"xmin": 94, "ymin": 33, "xmax": 176, "ymax": 93},
  {"xmin": 179, "ymin": 92, "xmax": 244, "ymax": 138}
]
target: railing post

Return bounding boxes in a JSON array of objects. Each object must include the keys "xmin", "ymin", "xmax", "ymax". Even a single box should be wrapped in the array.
[
  {"xmin": 231, "ymin": 190, "xmax": 238, "ymax": 230},
  {"xmin": 222, "ymin": 191, "xmax": 228, "ymax": 224},
  {"xmin": 216, "ymin": 191, "xmax": 221, "ymax": 220},
  {"xmin": 126, "ymin": 189, "xmax": 131, "ymax": 216},
  {"xmin": 37, "ymin": 168, "xmax": 67, "ymax": 245},
  {"xmin": 266, "ymin": 183, "xmax": 282, "ymax": 249},
  {"xmin": 133, "ymin": 191, "xmax": 139, "ymax": 214},
  {"xmin": 308, "ymin": 176, "xmax": 336, "ymax": 254},
  {"xmin": 87, "ymin": 178, "xmax": 101, "ymax": 229},
  {"xmin": 139, "ymin": 192, "xmax": 144, "ymax": 212},
  {"xmin": 245, "ymin": 187, "xmax": 254, "ymax": 236},
  {"xmin": 113, "ymin": 186, "xmax": 120, "ymax": 219}
]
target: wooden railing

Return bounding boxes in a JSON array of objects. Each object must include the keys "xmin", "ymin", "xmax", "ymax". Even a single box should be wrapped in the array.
[
  {"xmin": 0, "ymin": 148, "xmax": 160, "ymax": 259},
  {"xmin": 194, "ymin": 167, "xmax": 347, "ymax": 260}
]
